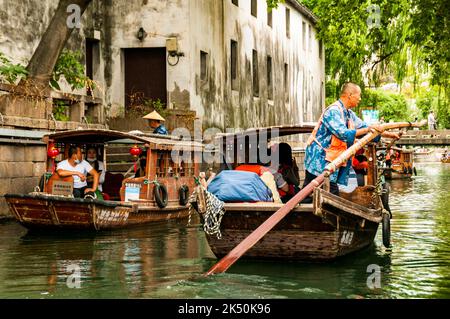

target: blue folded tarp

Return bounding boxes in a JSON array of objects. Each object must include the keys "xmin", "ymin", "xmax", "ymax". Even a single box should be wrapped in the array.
[{"xmin": 207, "ymin": 170, "xmax": 272, "ymax": 202}]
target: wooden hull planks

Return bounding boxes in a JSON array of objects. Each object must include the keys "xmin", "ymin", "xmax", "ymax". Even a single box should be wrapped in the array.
[
  {"xmin": 198, "ymin": 187, "xmax": 382, "ymax": 261},
  {"xmin": 5, "ymin": 193, "xmax": 190, "ymax": 231}
]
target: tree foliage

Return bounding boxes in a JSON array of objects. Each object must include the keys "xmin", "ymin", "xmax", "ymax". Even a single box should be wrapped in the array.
[
  {"xmin": 0, "ymin": 50, "xmax": 94, "ymax": 93},
  {"xmin": 268, "ymin": 0, "xmax": 449, "ymax": 126},
  {"xmin": 358, "ymin": 89, "xmax": 409, "ymax": 122},
  {"xmin": 0, "ymin": 53, "xmax": 28, "ymax": 84},
  {"xmin": 51, "ymin": 49, "xmax": 95, "ymax": 91}
]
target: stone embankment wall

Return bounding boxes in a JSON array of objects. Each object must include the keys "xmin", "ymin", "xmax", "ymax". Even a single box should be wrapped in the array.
[{"xmin": 0, "ymin": 143, "xmax": 46, "ymax": 218}]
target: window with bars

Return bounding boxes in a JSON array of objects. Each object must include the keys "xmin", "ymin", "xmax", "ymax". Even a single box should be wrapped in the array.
[
  {"xmin": 200, "ymin": 50, "xmax": 208, "ymax": 81},
  {"xmin": 286, "ymin": 8, "xmax": 290, "ymax": 38},
  {"xmin": 252, "ymin": 50, "xmax": 259, "ymax": 97},
  {"xmin": 251, "ymin": 0, "xmax": 257, "ymax": 17},
  {"xmin": 267, "ymin": 55, "xmax": 273, "ymax": 100},
  {"xmin": 302, "ymin": 22, "xmax": 306, "ymax": 50},
  {"xmin": 156, "ymin": 150, "xmax": 195, "ymax": 177},
  {"xmin": 231, "ymin": 40, "xmax": 238, "ymax": 90},
  {"xmin": 284, "ymin": 63, "xmax": 289, "ymax": 102},
  {"xmin": 267, "ymin": 9, "xmax": 272, "ymax": 27}
]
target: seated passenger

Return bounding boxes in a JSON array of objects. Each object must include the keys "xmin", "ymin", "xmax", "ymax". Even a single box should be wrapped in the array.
[
  {"xmin": 134, "ymin": 152, "xmax": 147, "ymax": 178},
  {"xmin": 85, "ymin": 146, "xmax": 106, "ymax": 193},
  {"xmin": 56, "ymin": 146, "xmax": 99, "ymax": 198},
  {"xmin": 352, "ymin": 148, "xmax": 368, "ymax": 186},
  {"xmin": 235, "ymin": 164, "xmax": 282, "ymax": 203},
  {"xmin": 269, "ymin": 143, "xmax": 301, "ymax": 203}
]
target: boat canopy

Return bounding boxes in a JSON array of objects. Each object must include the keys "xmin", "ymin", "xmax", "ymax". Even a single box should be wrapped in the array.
[
  {"xmin": 44, "ymin": 129, "xmax": 203, "ymax": 150},
  {"xmin": 215, "ymin": 124, "xmax": 316, "ymax": 141}
]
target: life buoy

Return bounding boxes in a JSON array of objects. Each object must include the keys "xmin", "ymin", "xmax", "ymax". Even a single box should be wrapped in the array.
[
  {"xmin": 380, "ymin": 182, "xmax": 391, "ymax": 248},
  {"xmin": 380, "ymin": 182, "xmax": 392, "ymax": 215},
  {"xmin": 179, "ymin": 185, "xmax": 189, "ymax": 206},
  {"xmin": 154, "ymin": 183, "xmax": 168, "ymax": 208},
  {"xmin": 382, "ymin": 212, "xmax": 391, "ymax": 248},
  {"xmin": 84, "ymin": 192, "xmax": 97, "ymax": 200}
]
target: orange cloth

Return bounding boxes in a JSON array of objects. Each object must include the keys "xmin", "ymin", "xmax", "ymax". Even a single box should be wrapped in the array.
[
  {"xmin": 307, "ymin": 103, "xmax": 355, "ymax": 166},
  {"xmin": 235, "ymin": 164, "xmax": 265, "ymax": 176}
]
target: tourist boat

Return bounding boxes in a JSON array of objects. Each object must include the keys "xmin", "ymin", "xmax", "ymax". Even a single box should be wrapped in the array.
[
  {"xmin": 5, "ymin": 129, "xmax": 202, "ymax": 230},
  {"xmin": 441, "ymin": 156, "xmax": 450, "ymax": 163},
  {"xmin": 190, "ymin": 125, "xmax": 391, "ymax": 262},
  {"xmin": 382, "ymin": 146, "xmax": 416, "ymax": 180}
]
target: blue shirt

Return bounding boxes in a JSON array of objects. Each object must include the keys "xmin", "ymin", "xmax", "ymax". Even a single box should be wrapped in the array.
[
  {"xmin": 304, "ymin": 100, "xmax": 372, "ymax": 185},
  {"xmin": 153, "ymin": 124, "xmax": 168, "ymax": 135}
]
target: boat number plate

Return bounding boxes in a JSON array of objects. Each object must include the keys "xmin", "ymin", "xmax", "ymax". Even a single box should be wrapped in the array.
[{"xmin": 340, "ymin": 230, "xmax": 354, "ymax": 246}]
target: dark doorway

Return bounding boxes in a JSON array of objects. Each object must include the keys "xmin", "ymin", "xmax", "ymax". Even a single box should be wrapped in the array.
[
  {"xmin": 124, "ymin": 48, "xmax": 167, "ymax": 111},
  {"xmin": 85, "ymin": 38, "xmax": 99, "ymax": 96}
]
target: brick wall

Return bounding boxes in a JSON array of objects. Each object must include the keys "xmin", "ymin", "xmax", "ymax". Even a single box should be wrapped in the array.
[{"xmin": 0, "ymin": 144, "xmax": 46, "ymax": 218}]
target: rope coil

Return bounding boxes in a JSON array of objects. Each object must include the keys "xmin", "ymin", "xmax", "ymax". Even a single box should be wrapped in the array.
[{"xmin": 188, "ymin": 186, "xmax": 226, "ymax": 239}]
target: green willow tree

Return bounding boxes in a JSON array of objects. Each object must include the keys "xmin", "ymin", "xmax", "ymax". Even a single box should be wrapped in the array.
[{"xmin": 270, "ymin": 0, "xmax": 449, "ymax": 127}]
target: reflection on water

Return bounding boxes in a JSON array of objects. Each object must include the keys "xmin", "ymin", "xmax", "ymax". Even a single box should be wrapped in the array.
[{"xmin": 0, "ymin": 164, "xmax": 449, "ymax": 298}]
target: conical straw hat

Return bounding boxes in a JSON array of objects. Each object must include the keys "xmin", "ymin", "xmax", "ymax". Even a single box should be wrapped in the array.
[{"xmin": 142, "ymin": 110, "xmax": 165, "ymax": 121}]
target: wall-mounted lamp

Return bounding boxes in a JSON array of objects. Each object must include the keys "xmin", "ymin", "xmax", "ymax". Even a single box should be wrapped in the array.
[
  {"xmin": 137, "ymin": 27, "xmax": 147, "ymax": 41},
  {"xmin": 166, "ymin": 37, "xmax": 184, "ymax": 66}
]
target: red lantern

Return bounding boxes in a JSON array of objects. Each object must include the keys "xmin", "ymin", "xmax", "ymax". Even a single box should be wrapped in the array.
[
  {"xmin": 47, "ymin": 144, "xmax": 60, "ymax": 159},
  {"xmin": 47, "ymin": 144, "xmax": 60, "ymax": 173},
  {"xmin": 129, "ymin": 145, "xmax": 143, "ymax": 173},
  {"xmin": 129, "ymin": 145, "xmax": 142, "ymax": 157}
]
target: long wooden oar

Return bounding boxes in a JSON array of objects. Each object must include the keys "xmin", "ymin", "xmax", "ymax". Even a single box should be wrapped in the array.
[
  {"xmin": 205, "ymin": 120, "xmax": 426, "ymax": 276},
  {"xmin": 385, "ymin": 130, "xmax": 403, "ymax": 151}
]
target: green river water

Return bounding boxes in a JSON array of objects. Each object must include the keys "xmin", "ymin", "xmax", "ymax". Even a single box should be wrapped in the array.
[{"xmin": 0, "ymin": 163, "xmax": 448, "ymax": 299}]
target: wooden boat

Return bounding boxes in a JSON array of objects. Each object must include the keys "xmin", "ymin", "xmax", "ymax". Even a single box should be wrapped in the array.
[
  {"xmin": 190, "ymin": 125, "xmax": 391, "ymax": 261},
  {"xmin": 382, "ymin": 146, "xmax": 415, "ymax": 180},
  {"xmin": 441, "ymin": 157, "xmax": 450, "ymax": 163},
  {"xmin": 5, "ymin": 129, "xmax": 202, "ymax": 231}
]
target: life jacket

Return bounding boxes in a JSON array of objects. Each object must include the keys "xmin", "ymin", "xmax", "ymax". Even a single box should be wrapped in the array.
[{"xmin": 307, "ymin": 101, "xmax": 355, "ymax": 166}]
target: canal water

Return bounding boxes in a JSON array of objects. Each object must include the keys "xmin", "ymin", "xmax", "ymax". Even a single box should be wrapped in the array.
[{"xmin": 0, "ymin": 163, "xmax": 448, "ymax": 299}]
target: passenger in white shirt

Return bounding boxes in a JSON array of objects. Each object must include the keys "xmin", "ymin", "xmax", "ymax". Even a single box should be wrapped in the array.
[{"xmin": 56, "ymin": 146, "xmax": 100, "ymax": 198}]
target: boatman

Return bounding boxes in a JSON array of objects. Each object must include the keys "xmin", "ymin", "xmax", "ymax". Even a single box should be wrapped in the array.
[
  {"xmin": 303, "ymin": 82, "xmax": 399, "ymax": 200},
  {"xmin": 143, "ymin": 110, "xmax": 168, "ymax": 135}
]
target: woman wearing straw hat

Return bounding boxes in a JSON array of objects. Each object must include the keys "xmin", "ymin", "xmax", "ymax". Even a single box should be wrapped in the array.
[{"xmin": 143, "ymin": 110, "xmax": 168, "ymax": 135}]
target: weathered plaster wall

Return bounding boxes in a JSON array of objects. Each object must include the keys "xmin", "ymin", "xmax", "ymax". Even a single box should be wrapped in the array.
[
  {"xmin": 184, "ymin": 0, "xmax": 325, "ymax": 132},
  {"xmin": 100, "ymin": 0, "xmax": 324, "ymax": 130},
  {"xmin": 219, "ymin": 0, "xmax": 324, "ymax": 131},
  {"xmin": 0, "ymin": 0, "xmax": 57, "ymax": 65},
  {"xmin": 189, "ymin": 0, "xmax": 225, "ymax": 130},
  {"xmin": 0, "ymin": 0, "xmax": 324, "ymax": 130},
  {"xmin": 102, "ymin": 0, "xmax": 191, "ymax": 118}
]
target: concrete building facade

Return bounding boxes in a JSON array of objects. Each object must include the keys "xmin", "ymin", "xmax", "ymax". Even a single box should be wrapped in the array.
[
  {"xmin": 0, "ymin": 0, "xmax": 325, "ymax": 217},
  {"xmin": 1, "ymin": 0, "xmax": 325, "ymax": 131}
]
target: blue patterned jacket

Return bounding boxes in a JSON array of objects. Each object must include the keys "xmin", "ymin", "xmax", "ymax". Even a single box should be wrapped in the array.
[
  {"xmin": 153, "ymin": 124, "xmax": 168, "ymax": 135},
  {"xmin": 304, "ymin": 100, "xmax": 376, "ymax": 185}
]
